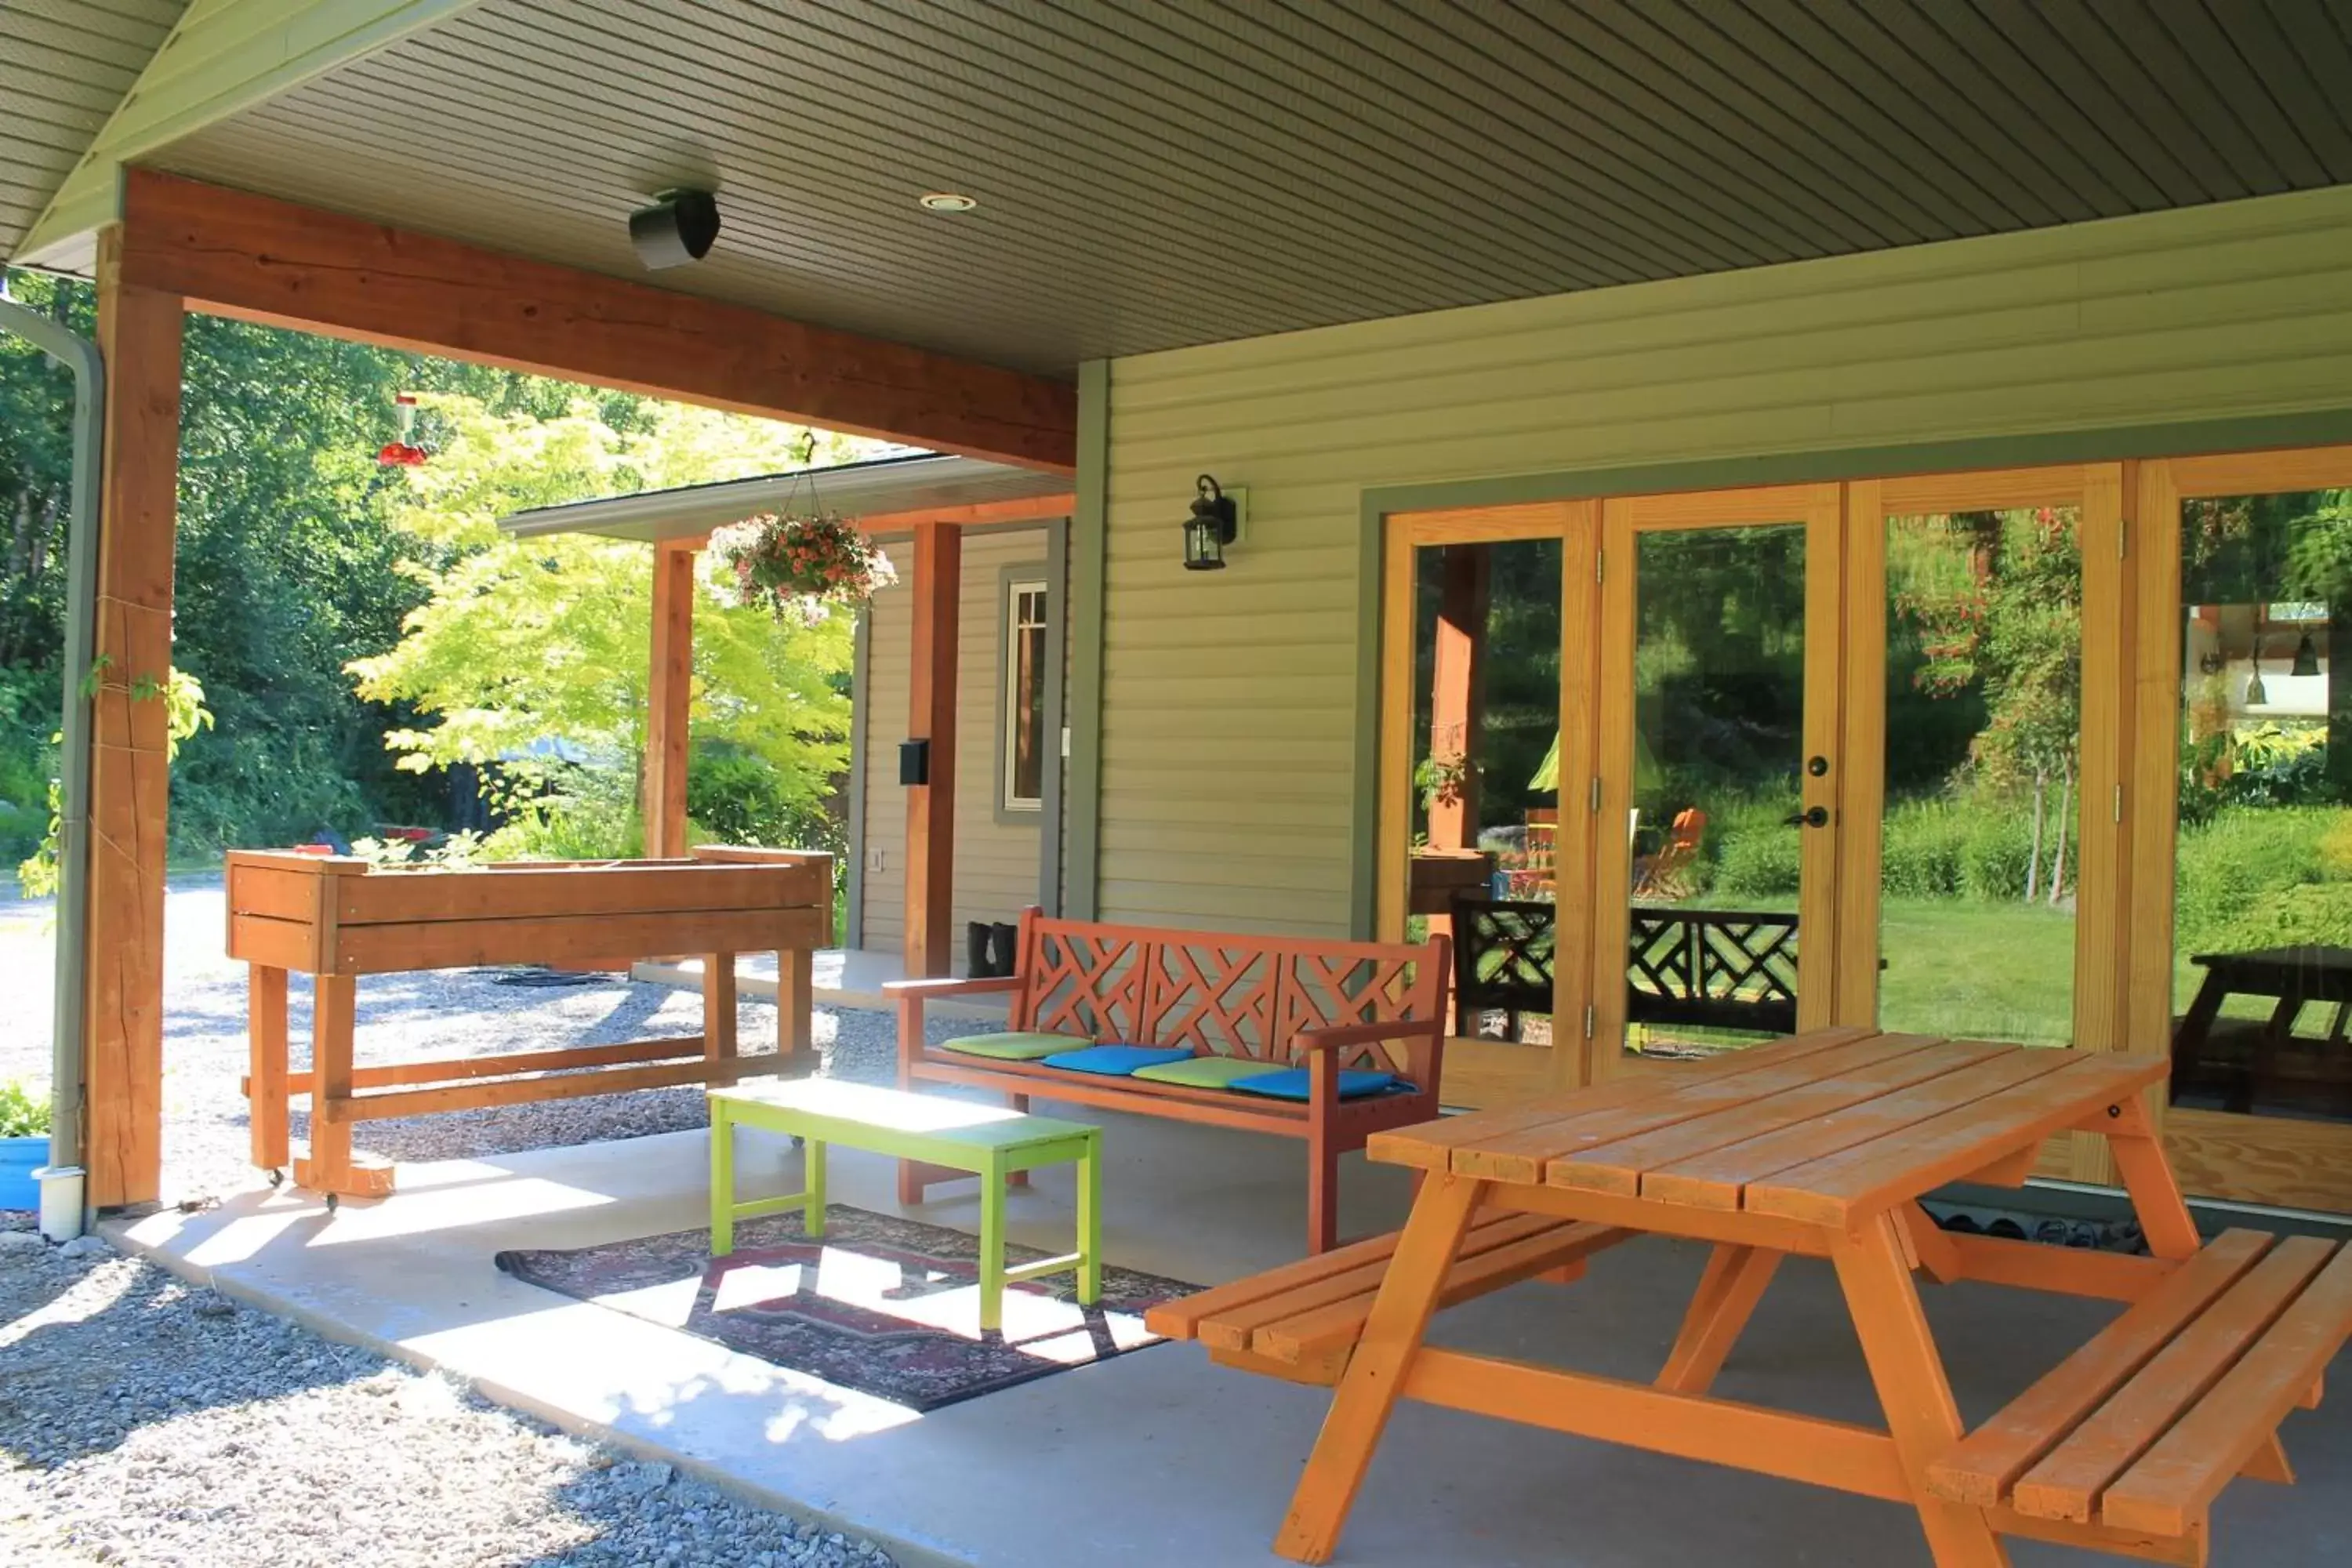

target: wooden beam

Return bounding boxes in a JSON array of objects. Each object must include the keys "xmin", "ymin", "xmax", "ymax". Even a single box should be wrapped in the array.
[
  {"xmin": 644, "ymin": 544, "xmax": 693, "ymax": 860},
  {"xmin": 113, "ymin": 171, "xmax": 1078, "ymax": 470},
  {"xmin": 84, "ymin": 228, "xmax": 182, "ymax": 1209},
  {"xmin": 14, "ymin": 2, "xmax": 484, "ymax": 270},
  {"xmin": 906, "ymin": 522, "xmax": 961, "ymax": 977},
  {"xmin": 661, "ymin": 493, "xmax": 1076, "ymax": 554}
]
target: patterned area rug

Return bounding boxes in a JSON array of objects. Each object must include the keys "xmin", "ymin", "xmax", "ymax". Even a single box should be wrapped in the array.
[{"xmin": 493, "ymin": 1205, "xmax": 1198, "ymax": 1412}]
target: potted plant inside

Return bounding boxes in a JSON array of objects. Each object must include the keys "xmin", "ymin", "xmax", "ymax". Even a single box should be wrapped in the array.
[{"xmin": 0, "ymin": 1080, "xmax": 45, "ymax": 1211}]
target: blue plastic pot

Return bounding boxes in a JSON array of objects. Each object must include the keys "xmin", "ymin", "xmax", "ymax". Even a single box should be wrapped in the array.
[{"xmin": 0, "ymin": 1135, "xmax": 45, "ymax": 1210}]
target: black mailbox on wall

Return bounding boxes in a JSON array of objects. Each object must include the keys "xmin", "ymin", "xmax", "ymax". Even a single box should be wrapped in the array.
[{"xmin": 899, "ymin": 739, "xmax": 930, "ymax": 786}]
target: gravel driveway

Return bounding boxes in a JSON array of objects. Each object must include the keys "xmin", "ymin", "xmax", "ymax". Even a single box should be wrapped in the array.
[{"xmin": 0, "ymin": 876, "xmax": 985, "ymax": 1567}]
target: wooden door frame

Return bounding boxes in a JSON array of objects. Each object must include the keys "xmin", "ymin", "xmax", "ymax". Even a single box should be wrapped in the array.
[
  {"xmin": 1375, "ymin": 501, "xmax": 1596, "ymax": 1098},
  {"xmin": 1590, "ymin": 483, "xmax": 1843, "ymax": 1082}
]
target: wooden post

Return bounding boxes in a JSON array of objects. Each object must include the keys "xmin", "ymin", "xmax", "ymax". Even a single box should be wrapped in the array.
[
  {"xmin": 1427, "ymin": 544, "xmax": 1489, "ymax": 855},
  {"xmin": 644, "ymin": 543, "xmax": 693, "ymax": 860},
  {"xmin": 906, "ymin": 521, "xmax": 960, "ymax": 977},
  {"xmin": 84, "ymin": 227, "xmax": 182, "ymax": 1208}
]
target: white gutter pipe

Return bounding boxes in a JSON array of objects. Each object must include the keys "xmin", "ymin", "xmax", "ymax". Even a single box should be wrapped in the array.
[{"xmin": 0, "ymin": 285, "xmax": 103, "ymax": 1236}]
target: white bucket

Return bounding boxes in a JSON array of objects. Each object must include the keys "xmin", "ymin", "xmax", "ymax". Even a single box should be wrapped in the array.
[{"xmin": 32, "ymin": 1165, "xmax": 85, "ymax": 1243}]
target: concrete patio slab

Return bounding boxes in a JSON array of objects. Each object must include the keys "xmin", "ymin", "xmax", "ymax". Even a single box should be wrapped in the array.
[{"xmin": 111, "ymin": 1105, "xmax": 2352, "ymax": 1568}]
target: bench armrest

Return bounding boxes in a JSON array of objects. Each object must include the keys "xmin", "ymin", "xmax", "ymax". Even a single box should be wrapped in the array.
[
  {"xmin": 1292, "ymin": 1018, "xmax": 1446, "ymax": 1100},
  {"xmin": 890, "ymin": 974, "xmax": 1025, "ymax": 1084}
]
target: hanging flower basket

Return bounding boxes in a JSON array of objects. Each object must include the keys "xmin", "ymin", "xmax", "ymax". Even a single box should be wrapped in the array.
[{"xmin": 708, "ymin": 511, "xmax": 895, "ymax": 626}]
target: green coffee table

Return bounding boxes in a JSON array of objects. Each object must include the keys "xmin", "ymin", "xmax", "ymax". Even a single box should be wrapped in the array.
[{"xmin": 706, "ymin": 1076, "xmax": 1102, "ymax": 1333}]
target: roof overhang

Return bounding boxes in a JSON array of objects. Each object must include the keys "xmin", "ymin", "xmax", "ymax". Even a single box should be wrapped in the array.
[{"xmin": 499, "ymin": 452, "xmax": 1074, "ymax": 546}]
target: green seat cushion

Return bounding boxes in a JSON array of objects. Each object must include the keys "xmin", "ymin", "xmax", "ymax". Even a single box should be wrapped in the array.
[
  {"xmin": 1131, "ymin": 1055, "xmax": 1287, "ymax": 1089},
  {"xmin": 935, "ymin": 1031, "xmax": 1094, "ymax": 1062}
]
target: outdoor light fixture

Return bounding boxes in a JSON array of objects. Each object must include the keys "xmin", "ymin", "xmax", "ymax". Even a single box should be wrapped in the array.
[
  {"xmin": 920, "ymin": 192, "xmax": 978, "ymax": 212},
  {"xmin": 1184, "ymin": 474, "xmax": 1239, "ymax": 571},
  {"xmin": 2245, "ymin": 608, "xmax": 2271, "ymax": 706},
  {"xmin": 630, "ymin": 189, "xmax": 721, "ymax": 269},
  {"xmin": 2292, "ymin": 630, "xmax": 2322, "ymax": 678}
]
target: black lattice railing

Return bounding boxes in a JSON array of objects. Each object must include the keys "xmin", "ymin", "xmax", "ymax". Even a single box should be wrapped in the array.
[
  {"xmin": 1451, "ymin": 898, "xmax": 1555, "ymax": 1038},
  {"xmin": 1627, "ymin": 909, "xmax": 1798, "ymax": 1036}
]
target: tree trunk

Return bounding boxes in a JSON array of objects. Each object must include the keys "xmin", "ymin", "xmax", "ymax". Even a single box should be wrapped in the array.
[
  {"xmin": 2049, "ymin": 757, "xmax": 2074, "ymax": 906},
  {"xmin": 2025, "ymin": 767, "xmax": 2045, "ymax": 902}
]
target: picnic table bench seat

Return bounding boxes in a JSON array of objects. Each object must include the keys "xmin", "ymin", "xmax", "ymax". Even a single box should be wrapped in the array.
[
  {"xmin": 1145, "ymin": 1213, "xmax": 1630, "ymax": 1385},
  {"xmin": 1929, "ymin": 1227, "xmax": 2352, "ymax": 1556},
  {"xmin": 889, "ymin": 909, "xmax": 1452, "ymax": 1253}
]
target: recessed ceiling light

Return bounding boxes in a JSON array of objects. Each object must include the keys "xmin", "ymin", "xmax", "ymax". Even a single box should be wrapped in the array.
[{"xmin": 919, "ymin": 191, "xmax": 978, "ymax": 212}]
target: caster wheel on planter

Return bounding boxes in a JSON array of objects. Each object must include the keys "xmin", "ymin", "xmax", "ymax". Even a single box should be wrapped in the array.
[
  {"xmin": 325, "ymin": 1192, "xmax": 339, "ymax": 1214},
  {"xmin": 266, "ymin": 1168, "xmax": 285, "ymax": 1189}
]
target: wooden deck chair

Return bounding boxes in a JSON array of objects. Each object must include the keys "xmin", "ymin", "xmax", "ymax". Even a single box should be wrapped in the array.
[{"xmin": 1632, "ymin": 807, "xmax": 1707, "ymax": 899}]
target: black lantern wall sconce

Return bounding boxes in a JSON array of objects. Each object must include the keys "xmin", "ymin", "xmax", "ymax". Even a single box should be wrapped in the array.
[{"xmin": 1184, "ymin": 474, "xmax": 1242, "ymax": 571}]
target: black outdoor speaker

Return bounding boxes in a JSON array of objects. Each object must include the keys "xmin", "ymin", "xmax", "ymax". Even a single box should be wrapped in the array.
[
  {"xmin": 629, "ymin": 190, "xmax": 721, "ymax": 270},
  {"xmin": 899, "ymin": 739, "xmax": 930, "ymax": 787}
]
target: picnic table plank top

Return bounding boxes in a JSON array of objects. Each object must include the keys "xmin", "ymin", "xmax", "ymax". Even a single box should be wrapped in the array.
[{"xmin": 1370, "ymin": 1030, "xmax": 2167, "ymax": 1225}]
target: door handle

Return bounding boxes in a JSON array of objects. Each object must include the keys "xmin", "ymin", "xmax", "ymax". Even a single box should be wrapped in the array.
[{"xmin": 1783, "ymin": 806, "xmax": 1829, "ymax": 829}]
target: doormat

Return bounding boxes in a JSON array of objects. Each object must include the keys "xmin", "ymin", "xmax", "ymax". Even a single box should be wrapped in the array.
[{"xmin": 494, "ymin": 1204, "xmax": 1198, "ymax": 1412}]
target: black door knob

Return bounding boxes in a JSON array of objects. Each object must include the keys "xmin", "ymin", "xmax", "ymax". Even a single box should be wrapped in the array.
[{"xmin": 1781, "ymin": 805, "xmax": 1830, "ymax": 829}]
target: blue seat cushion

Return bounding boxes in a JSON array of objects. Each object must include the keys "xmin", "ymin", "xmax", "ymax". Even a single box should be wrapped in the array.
[
  {"xmin": 1040, "ymin": 1044, "xmax": 1196, "ymax": 1077},
  {"xmin": 1228, "ymin": 1067, "xmax": 1410, "ymax": 1102}
]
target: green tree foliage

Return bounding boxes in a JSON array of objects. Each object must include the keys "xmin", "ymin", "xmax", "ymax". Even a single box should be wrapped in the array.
[{"xmin": 347, "ymin": 395, "xmax": 870, "ymax": 857}]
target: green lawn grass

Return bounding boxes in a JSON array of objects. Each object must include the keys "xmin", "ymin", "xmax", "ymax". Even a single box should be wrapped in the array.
[{"xmin": 1878, "ymin": 897, "xmax": 2078, "ymax": 1046}]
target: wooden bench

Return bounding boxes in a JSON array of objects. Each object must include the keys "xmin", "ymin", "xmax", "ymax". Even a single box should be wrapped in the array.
[
  {"xmin": 890, "ymin": 909, "xmax": 1450, "ymax": 1254},
  {"xmin": 1929, "ymin": 1228, "xmax": 2352, "ymax": 1560},
  {"xmin": 1145, "ymin": 1214, "xmax": 1630, "ymax": 1385}
]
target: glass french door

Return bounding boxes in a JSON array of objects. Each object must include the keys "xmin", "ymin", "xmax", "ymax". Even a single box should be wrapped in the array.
[
  {"xmin": 2136, "ymin": 452, "xmax": 2352, "ymax": 1216},
  {"xmin": 1376, "ymin": 502, "xmax": 1595, "ymax": 1109},
  {"xmin": 1588, "ymin": 486, "xmax": 1844, "ymax": 1074}
]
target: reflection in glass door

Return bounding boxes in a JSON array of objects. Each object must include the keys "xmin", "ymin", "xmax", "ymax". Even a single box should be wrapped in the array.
[
  {"xmin": 2158, "ymin": 477, "xmax": 2352, "ymax": 1214},
  {"xmin": 1378, "ymin": 503, "xmax": 1585, "ymax": 1109},
  {"xmin": 1596, "ymin": 487, "xmax": 1842, "ymax": 1067},
  {"xmin": 1875, "ymin": 503, "xmax": 2084, "ymax": 1046}
]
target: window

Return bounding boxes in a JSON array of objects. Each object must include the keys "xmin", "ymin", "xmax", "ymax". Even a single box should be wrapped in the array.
[{"xmin": 1003, "ymin": 579, "xmax": 1049, "ymax": 811}]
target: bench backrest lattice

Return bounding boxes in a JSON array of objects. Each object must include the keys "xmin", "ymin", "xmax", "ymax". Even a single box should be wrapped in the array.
[
  {"xmin": 1627, "ymin": 907, "xmax": 1798, "ymax": 1035},
  {"xmin": 1011, "ymin": 916, "xmax": 1440, "ymax": 1070}
]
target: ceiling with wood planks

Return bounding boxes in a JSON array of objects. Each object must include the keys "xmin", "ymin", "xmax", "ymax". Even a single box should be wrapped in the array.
[
  {"xmin": 20, "ymin": 1, "xmax": 2352, "ymax": 377},
  {"xmin": 0, "ymin": 0, "xmax": 188, "ymax": 258}
]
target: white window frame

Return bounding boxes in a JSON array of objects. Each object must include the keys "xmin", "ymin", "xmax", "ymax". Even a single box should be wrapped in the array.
[{"xmin": 1001, "ymin": 577, "xmax": 1050, "ymax": 814}]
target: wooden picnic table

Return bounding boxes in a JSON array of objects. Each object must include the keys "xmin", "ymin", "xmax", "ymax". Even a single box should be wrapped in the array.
[
  {"xmin": 2170, "ymin": 945, "xmax": 2352, "ymax": 1115},
  {"xmin": 1256, "ymin": 1026, "xmax": 2349, "ymax": 1567}
]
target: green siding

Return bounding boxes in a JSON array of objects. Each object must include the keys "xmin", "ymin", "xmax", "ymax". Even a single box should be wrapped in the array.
[{"xmin": 1101, "ymin": 183, "xmax": 2352, "ymax": 938}]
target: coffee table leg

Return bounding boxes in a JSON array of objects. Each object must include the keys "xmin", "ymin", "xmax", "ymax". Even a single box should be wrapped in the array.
[
  {"xmin": 1832, "ymin": 1212, "xmax": 2009, "ymax": 1568},
  {"xmin": 1276, "ymin": 1171, "xmax": 1483, "ymax": 1566},
  {"xmin": 804, "ymin": 1138, "xmax": 827, "ymax": 1239},
  {"xmin": 1078, "ymin": 1131, "xmax": 1102, "ymax": 1308},
  {"xmin": 980, "ymin": 1149, "xmax": 1008, "ymax": 1335},
  {"xmin": 710, "ymin": 1102, "xmax": 735, "ymax": 1258}
]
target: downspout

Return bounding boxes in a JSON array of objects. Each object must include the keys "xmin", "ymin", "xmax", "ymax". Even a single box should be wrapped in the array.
[{"xmin": 0, "ymin": 285, "xmax": 103, "ymax": 1227}]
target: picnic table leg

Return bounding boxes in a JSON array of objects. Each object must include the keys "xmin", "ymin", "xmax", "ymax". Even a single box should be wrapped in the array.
[
  {"xmin": 1831, "ymin": 1212, "xmax": 2009, "ymax": 1568},
  {"xmin": 1656, "ymin": 1243, "xmax": 1780, "ymax": 1396},
  {"xmin": 2169, "ymin": 971, "xmax": 2227, "ymax": 1104},
  {"xmin": 2106, "ymin": 1096, "xmax": 2201, "ymax": 1262},
  {"xmin": 1275, "ymin": 1171, "xmax": 1483, "ymax": 1565},
  {"xmin": 247, "ymin": 964, "xmax": 290, "ymax": 1174}
]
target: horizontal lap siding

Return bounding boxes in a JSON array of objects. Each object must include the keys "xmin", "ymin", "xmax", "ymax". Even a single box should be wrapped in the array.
[{"xmin": 1102, "ymin": 185, "xmax": 2352, "ymax": 938}]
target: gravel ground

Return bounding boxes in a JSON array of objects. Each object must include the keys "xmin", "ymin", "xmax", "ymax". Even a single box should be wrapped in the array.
[
  {"xmin": 0, "ymin": 874, "xmax": 993, "ymax": 1568},
  {"xmin": 0, "ymin": 1238, "xmax": 895, "ymax": 1567}
]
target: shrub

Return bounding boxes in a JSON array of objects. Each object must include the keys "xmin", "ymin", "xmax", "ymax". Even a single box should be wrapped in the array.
[
  {"xmin": 1881, "ymin": 800, "xmax": 1968, "ymax": 898},
  {"xmin": 0, "ymin": 1080, "xmax": 45, "ymax": 1138},
  {"xmin": 2173, "ymin": 805, "xmax": 2343, "ymax": 956},
  {"xmin": 1958, "ymin": 813, "xmax": 2038, "ymax": 901},
  {"xmin": 484, "ymin": 762, "xmax": 641, "ymax": 861},
  {"xmin": 1711, "ymin": 825, "xmax": 1801, "ymax": 898}
]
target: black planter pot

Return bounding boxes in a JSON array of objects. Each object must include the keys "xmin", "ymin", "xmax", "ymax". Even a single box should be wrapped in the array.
[{"xmin": 967, "ymin": 921, "xmax": 997, "ymax": 978}]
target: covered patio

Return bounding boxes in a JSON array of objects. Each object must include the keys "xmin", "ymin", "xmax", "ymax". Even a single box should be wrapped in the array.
[{"xmin": 103, "ymin": 1109, "xmax": 2352, "ymax": 1568}]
